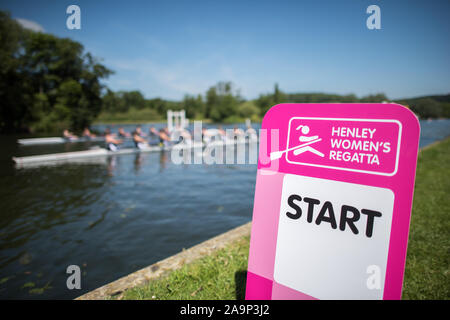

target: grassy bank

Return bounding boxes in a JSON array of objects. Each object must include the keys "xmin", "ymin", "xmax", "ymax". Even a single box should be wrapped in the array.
[
  {"xmin": 402, "ymin": 138, "xmax": 450, "ymax": 299},
  {"xmin": 122, "ymin": 138, "xmax": 449, "ymax": 300},
  {"xmin": 123, "ymin": 236, "xmax": 250, "ymax": 300}
]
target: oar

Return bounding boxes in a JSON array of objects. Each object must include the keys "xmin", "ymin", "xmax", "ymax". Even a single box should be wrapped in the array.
[{"xmin": 270, "ymin": 139, "xmax": 322, "ymax": 161}]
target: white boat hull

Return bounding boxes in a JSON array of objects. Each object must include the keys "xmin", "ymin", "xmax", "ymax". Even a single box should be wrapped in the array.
[
  {"xmin": 17, "ymin": 136, "xmax": 107, "ymax": 145},
  {"xmin": 13, "ymin": 139, "xmax": 257, "ymax": 167}
]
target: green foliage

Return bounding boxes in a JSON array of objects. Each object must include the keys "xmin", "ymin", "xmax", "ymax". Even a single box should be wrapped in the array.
[
  {"xmin": 256, "ymin": 83, "xmax": 286, "ymax": 115},
  {"xmin": 122, "ymin": 91, "xmax": 146, "ymax": 110},
  {"xmin": 359, "ymin": 93, "xmax": 388, "ymax": 103},
  {"xmin": 273, "ymin": 83, "xmax": 285, "ymax": 105},
  {"xmin": 102, "ymin": 90, "xmax": 146, "ymax": 113},
  {"xmin": 206, "ymin": 82, "xmax": 240, "ymax": 122},
  {"xmin": 410, "ymin": 99, "xmax": 442, "ymax": 118},
  {"xmin": 397, "ymin": 97, "xmax": 449, "ymax": 119},
  {"xmin": 0, "ymin": 10, "xmax": 112, "ymax": 133},
  {"xmin": 96, "ymin": 107, "xmax": 163, "ymax": 123},
  {"xmin": 100, "ymin": 86, "xmax": 449, "ymax": 125},
  {"xmin": 182, "ymin": 94, "xmax": 204, "ymax": 119},
  {"xmin": 99, "ymin": 90, "xmax": 182, "ymax": 122},
  {"xmin": 238, "ymin": 101, "xmax": 260, "ymax": 119},
  {"xmin": 402, "ymin": 138, "xmax": 450, "ymax": 299},
  {"xmin": 0, "ymin": 11, "xmax": 33, "ymax": 133},
  {"xmin": 255, "ymin": 93, "xmax": 275, "ymax": 115},
  {"xmin": 284, "ymin": 92, "xmax": 360, "ymax": 103},
  {"xmin": 101, "ymin": 89, "xmax": 122, "ymax": 112},
  {"xmin": 147, "ymin": 98, "xmax": 173, "ymax": 115},
  {"xmin": 257, "ymin": 86, "xmax": 449, "ymax": 119}
]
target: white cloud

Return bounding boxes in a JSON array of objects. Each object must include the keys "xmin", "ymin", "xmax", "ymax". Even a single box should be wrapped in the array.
[{"xmin": 15, "ymin": 18, "xmax": 45, "ymax": 33}]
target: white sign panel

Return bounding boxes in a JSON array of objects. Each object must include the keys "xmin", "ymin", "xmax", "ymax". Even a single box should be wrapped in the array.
[{"xmin": 273, "ymin": 174, "xmax": 394, "ymax": 299}]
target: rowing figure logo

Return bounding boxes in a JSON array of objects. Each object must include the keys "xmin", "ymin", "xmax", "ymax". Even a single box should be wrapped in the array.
[
  {"xmin": 293, "ymin": 125, "xmax": 324, "ymax": 157},
  {"xmin": 269, "ymin": 124, "xmax": 324, "ymax": 161}
]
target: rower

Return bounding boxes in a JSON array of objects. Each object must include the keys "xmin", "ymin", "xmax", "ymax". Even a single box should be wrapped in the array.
[
  {"xmin": 105, "ymin": 128, "xmax": 123, "ymax": 151},
  {"xmin": 158, "ymin": 128, "xmax": 171, "ymax": 147},
  {"xmin": 118, "ymin": 127, "xmax": 130, "ymax": 138},
  {"xmin": 82, "ymin": 127, "xmax": 96, "ymax": 139},
  {"xmin": 171, "ymin": 125, "xmax": 192, "ymax": 145},
  {"xmin": 137, "ymin": 125, "xmax": 147, "ymax": 137},
  {"xmin": 233, "ymin": 126, "xmax": 245, "ymax": 140},
  {"xmin": 63, "ymin": 129, "xmax": 78, "ymax": 141},
  {"xmin": 246, "ymin": 124, "xmax": 256, "ymax": 134},
  {"xmin": 246, "ymin": 124, "xmax": 257, "ymax": 140},
  {"xmin": 217, "ymin": 125, "xmax": 226, "ymax": 140},
  {"xmin": 179, "ymin": 128, "xmax": 192, "ymax": 144},
  {"xmin": 201, "ymin": 127, "xmax": 211, "ymax": 143},
  {"xmin": 132, "ymin": 126, "xmax": 149, "ymax": 150},
  {"xmin": 148, "ymin": 127, "xmax": 160, "ymax": 146},
  {"xmin": 201, "ymin": 127, "xmax": 223, "ymax": 143}
]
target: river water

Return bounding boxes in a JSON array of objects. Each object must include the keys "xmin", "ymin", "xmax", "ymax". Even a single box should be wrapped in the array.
[{"xmin": 0, "ymin": 120, "xmax": 449, "ymax": 299}]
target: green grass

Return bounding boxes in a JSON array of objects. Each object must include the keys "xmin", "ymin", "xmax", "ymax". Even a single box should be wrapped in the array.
[
  {"xmin": 402, "ymin": 138, "xmax": 450, "ymax": 299},
  {"xmin": 122, "ymin": 139, "xmax": 449, "ymax": 300},
  {"xmin": 123, "ymin": 236, "xmax": 250, "ymax": 300}
]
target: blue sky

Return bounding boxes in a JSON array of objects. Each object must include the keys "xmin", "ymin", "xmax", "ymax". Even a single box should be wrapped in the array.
[{"xmin": 1, "ymin": 0, "xmax": 449, "ymax": 100}]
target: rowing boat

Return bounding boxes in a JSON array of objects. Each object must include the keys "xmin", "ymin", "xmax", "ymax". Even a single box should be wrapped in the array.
[
  {"xmin": 13, "ymin": 143, "xmax": 200, "ymax": 166},
  {"xmin": 13, "ymin": 138, "xmax": 258, "ymax": 167},
  {"xmin": 17, "ymin": 136, "xmax": 107, "ymax": 146}
]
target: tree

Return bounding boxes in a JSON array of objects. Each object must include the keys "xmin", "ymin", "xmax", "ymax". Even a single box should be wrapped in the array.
[
  {"xmin": 102, "ymin": 89, "xmax": 119, "ymax": 112},
  {"xmin": 205, "ymin": 81, "xmax": 239, "ymax": 122},
  {"xmin": 256, "ymin": 93, "xmax": 272, "ymax": 115},
  {"xmin": 0, "ymin": 11, "xmax": 32, "ymax": 133},
  {"xmin": 273, "ymin": 83, "xmax": 285, "ymax": 104},
  {"xmin": 0, "ymin": 10, "xmax": 112, "ymax": 133},
  {"xmin": 238, "ymin": 101, "xmax": 260, "ymax": 119},
  {"xmin": 182, "ymin": 94, "xmax": 204, "ymax": 119},
  {"xmin": 121, "ymin": 90, "xmax": 146, "ymax": 110},
  {"xmin": 409, "ymin": 99, "xmax": 442, "ymax": 119},
  {"xmin": 256, "ymin": 83, "xmax": 287, "ymax": 115},
  {"xmin": 360, "ymin": 93, "xmax": 388, "ymax": 103},
  {"xmin": 148, "ymin": 98, "xmax": 169, "ymax": 116},
  {"xmin": 205, "ymin": 86, "xmax": 217, "ymax": 119}
]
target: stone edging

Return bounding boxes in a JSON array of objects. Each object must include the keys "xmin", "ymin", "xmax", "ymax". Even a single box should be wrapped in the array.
[{"xmin": 76, "ymin": 222, "xmax": 252, "ymax": 300}]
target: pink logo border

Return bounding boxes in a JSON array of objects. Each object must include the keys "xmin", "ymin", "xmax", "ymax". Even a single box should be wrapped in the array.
[{"xmin": 285, "ymin": 117, "xmax": 402, "ymax": 176}]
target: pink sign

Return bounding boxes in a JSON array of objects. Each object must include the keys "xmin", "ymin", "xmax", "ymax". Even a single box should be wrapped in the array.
[{"xmin": 246, "ymin": 103, "xmax": 420, "ymax": 300}]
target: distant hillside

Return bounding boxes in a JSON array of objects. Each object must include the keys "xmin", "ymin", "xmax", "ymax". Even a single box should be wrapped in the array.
[
  {"xmin": 399, "ymin": 94, "xmax": 450, "ymax": 103},
  {"xmin": 394, "ymin": 94, "xmax": 450, "ymax": 119},
  {"xmin": 255, "ymin": 89, "xmax": 449, "ymax": 119},
  {"xmin": 279, "ymin": 92, "xmax": 449, "ymax": 119}
]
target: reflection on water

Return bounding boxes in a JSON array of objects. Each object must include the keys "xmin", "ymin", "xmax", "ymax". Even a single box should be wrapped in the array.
[{"xmin": 0, "ymin": 120, "xmax": 449, "ymax": 299}]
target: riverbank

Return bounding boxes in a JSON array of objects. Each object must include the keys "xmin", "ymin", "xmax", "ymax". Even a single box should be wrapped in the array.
[
  {"xmin": 78, "ymin": 137, "xmax": 449, "ymax": 300},
  {"xmin": 402, "ymin": 137, "xmax": 450, "ymax": 299}
]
